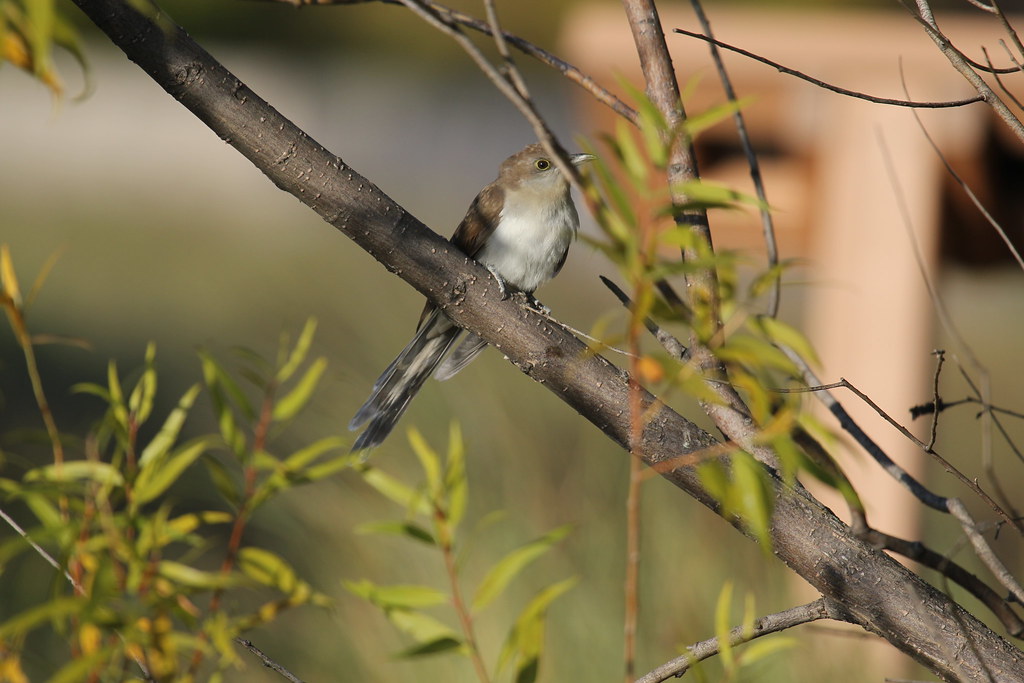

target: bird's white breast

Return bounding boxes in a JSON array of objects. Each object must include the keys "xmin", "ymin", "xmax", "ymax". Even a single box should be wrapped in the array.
[{"xmin": 475, "ymin": 185, "xmax": 578, "ymax": 293}]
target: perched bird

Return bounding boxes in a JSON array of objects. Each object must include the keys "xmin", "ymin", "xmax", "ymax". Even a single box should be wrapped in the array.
[{"xmin": 349, "ymin": 143, "xmax": 594, "ymax": 452}]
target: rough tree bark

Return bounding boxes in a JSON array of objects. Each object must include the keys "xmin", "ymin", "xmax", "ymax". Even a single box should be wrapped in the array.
[{"xmin": 68, "ymin": 0, "xmax": 1024, "ymax": 679}]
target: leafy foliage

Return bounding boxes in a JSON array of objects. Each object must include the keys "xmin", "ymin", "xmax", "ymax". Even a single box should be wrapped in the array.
[
  {"xmin": 347, "ymin": 425, "xmax": 574, "ymax": 683},
  {"xmin": 1, "ymin": 0, "xmax": 89, "ymax": 99},
  {"xmin": 0, "ymin": 246, "xmax": 346, "ymax": 681},
  {"xmin": 581, "ymin": 91, "xmax": 846, "ymax": 548}
]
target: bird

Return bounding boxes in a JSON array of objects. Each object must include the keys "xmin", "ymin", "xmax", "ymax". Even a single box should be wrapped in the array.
[{"xmin": 348, "ymin": 143, "xmax": 594, "ymax": 452}]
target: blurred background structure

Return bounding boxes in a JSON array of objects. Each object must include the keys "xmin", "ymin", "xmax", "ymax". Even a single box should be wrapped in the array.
[{"xmin": 2, "ymin": 0, "xmax": 1023, "ymax": 680}]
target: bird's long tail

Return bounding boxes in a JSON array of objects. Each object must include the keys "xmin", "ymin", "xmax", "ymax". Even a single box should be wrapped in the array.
[
  {"xmin": 434, "ymin": 332, "xmax": 488, "ymax": 381},
  {"xmin": 349, "ymin": 308, "xmax": 461, "ymax": 452}
]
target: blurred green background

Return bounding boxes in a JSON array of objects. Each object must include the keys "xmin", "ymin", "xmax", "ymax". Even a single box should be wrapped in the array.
[{"xmin": 3, "ymin": 0, "xmax": 1024, "ymax": 681}]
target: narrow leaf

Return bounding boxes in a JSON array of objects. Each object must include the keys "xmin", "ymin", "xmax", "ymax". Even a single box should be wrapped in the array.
[
  {"xmin": 0, "ymin": 244, "xmax": 22, "ymax": 306},
  {"xmin": 342, "ymin": 580, "xmax": 447, "ymax": 610},
  {"xmin": 754, "ymin": 315, "xmax": 820, "ymax": 366},
  {"xmin": 276, "ymin": 317, "xmax": 318, "ymax": 383},
  {"xmin": 474, "ymin": 525, "xmax": 572, "ymax": 612},
  {"xmin": 272, "ymin": 356, "xmax": 327, "ymax": 422},
  {"xmin": 359, "ymin": 466, "xmax": 431, "ymax": 516},
  {"xmin": 497, "ymin": 577, "xmax": 577, "ymax": 677},
  {"xmin": 25, "ymin": 461, "xmax": 123, "ymax": 487},
  {"xmin": 137, "ymin": 383, "xmax": 200, "ymax": 467},
  {"xmin": 355, "ymin": 520, "xmax": 436, "ymax": 545},
  {"xmin": 396, "ymin": 636, "xmax": 462, "ymax": 659},
  {"xmin": 159, "ymin": 561, "xmax": 238, "ymax": 590},
  {"xmin": 238, "ymin": 547, "xmax": 299, "ymax": 594},
  {"xmin": 133, "ymin": 437, "xmax": 213, "ymax": 505}
]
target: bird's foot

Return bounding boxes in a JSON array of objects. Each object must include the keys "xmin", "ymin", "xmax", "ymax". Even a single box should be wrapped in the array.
[
  {"xmin": 525, "ymin": 293, "xmax": 551, "ymax": 315},
  {"xmin": 486, "ymin": 266, "xmax": 509, "ymax": 300}
]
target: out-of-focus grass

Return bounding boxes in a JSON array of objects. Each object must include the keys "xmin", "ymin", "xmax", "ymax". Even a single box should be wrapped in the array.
[{"xmin": 4, "ymin": 42, "xmax": 1023, "ymax": 682}]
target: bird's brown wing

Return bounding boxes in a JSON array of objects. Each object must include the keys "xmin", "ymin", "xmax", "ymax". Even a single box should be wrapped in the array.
[
  {"xmin": 416, "ymin": 182, "xmax": 504, "ymax": 330},
  {"xmin": 450, "ymin": 182, "xmax": 504, "ymax": 258}
]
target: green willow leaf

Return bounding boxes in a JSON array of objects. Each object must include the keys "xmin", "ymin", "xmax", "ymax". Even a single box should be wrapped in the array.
[
  {"xmin": 133, "ymin": 437, "xmax": 213, "ymax": 506},
  {"xmin": 138, "ymin": 383, "xmax": 201, "ymax": 468},
  {"xmin": 25, "ymin": 460, "xmax": 123, "ymax": 487},
  {"xmin": 272, "ymin": 356, "xmax": 327, "ymax": 422},
  {"xmin": 276, "ymin": 317, "xmax": 318, "ymax": 384},
  {"xmin": 473, "ymin": 525, "xmax": 572, "ymax": 612}
]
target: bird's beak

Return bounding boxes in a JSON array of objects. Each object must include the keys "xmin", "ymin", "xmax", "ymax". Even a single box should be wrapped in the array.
[{"xmin": 570, "ymin": 153, "xmax": 596, "ymax": 166}]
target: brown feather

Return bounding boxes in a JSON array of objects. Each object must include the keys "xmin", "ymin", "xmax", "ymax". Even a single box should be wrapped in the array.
[{"xmin": 450, "ymin": 183, "xmax": 505, "ymax": 258}]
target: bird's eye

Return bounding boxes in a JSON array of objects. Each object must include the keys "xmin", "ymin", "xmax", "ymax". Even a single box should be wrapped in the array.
[{"xmin": 534, "ymin": 158, "xmax": 551, "ymax": 171}]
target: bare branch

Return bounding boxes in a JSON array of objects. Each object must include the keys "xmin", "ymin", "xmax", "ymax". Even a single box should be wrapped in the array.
[
  {"xmin": 983, "ymin": 46, "xmax": 1024, "ymax": 112},
  {"xmin": 947, "ymin": 500, "xmax": 1024, "ymax": 607},
  {"xmin": 774, "ymin": 373, "xmax": 949, "ymax": 512},
  {"xmin": 780, "ymin": 371, "xmax": 1024, "ymax": 606},
  {"xmin": 672, "ymin": 29, "xmax": 985, "ymax": 108},
  {"xmin": 635, "ymin": 598, "xmax": 845, "ymax": 683},
  {"xmin": 234, "ymin": 639, "xmax": 305, "ymax": 683},
  {"xmin": 875, "ymin": 125, "xmax": 1024, "ymax": 522},
  {"xmin": 687, "ymin": 1, "xmax": 780, "ymax": 318},
  {"xmin": 898, "ymin": 68, "xmax": 1024, "ymax": 273},
  {"xmin": 250, "ymin": 0, "xmax": 639, "ymax": 123},
  {"xmin": 599, "ymin": 275, "xmax": 688, "ymax": 361},
  {"xmin": 927, "ymin": 349, "xmax": 945, "ymax": 450},
  {"xmin": 904, "ymin": 0, "xmax": 1024, "ymax": 143}
]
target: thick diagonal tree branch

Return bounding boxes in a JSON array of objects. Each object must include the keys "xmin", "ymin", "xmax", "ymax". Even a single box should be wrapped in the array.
[{"xmin": 68, "ymin": 0, "xmax": 1024, "ymax": 679}]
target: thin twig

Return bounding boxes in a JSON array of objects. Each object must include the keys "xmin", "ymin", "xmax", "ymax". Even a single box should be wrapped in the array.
[
  {"xmin": 947, "ymin": 499, "xmax": 1024, "ymax": 606},
  {"xmin": 634, "ymin": 598, "xmax": 841, "ymax": 683},
  {"xmin": 600, "ymin": 276, "xmax": 688, "ymax": 360},
  {"xmin": 688, "ymin": 1, "xmax": 780, "ymax": 318},
  {"xmin": 911, "ymin": 396, "xmax": 1024, "ymax": 421},
  {"xmin": 781, "ymin": 376, "xmax": 1016, "ymax": 521},
  {"xmin": 927, "ymin": 350, "xmax": 945, "ymax": 450},
  {"xmin": 899, "ymin": 69, "xmax": 1024, "ymax": 273},
  {"xmin": 989, "ymin": 0, "xmax": 1024, "ymax": 65},
  {"xmin": 481, "ymin": 0, "xmax": 527, "ymax": 100},
  {"xmin": 249, "ymin": 0, "xmax": 640, "ymax": 123},
  {"xmin": 984, "ymin": 46, "xmax": 1024, "ymax": 112},
  {"xmin": 875, "ymin": 126, "xmax": 1024, "ymax": 525},
  {"xmin": 672, "ymin": 29, "xmax": 984, "ymax": 108},
  {"xmin": 0, "ymin": 508, "xmax": 79, "ymax": 589},
  {"xmin": 440, "ymin": 522, "xmax": 491, "ymax": 683},
  {"xmin": 395, "ymin": 0, "xmax": 583, "ymax": 196},
  {"xmin": 774, "ymin": 372, "xmax": 948, "ymax": 512},
  {"xmin": 904, "ymin": 0, "xmax": 1024, "ymax": 143},
  {"xmin": 234, "ymin": 639, "xmax": 305, "ymax": 683}
]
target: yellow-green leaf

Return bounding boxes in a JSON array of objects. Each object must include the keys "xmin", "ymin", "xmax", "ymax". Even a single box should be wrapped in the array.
[
  {"xmin": 272, "ymin": 356, "xmax": 327, "ymax": 422},
  {"xmin": 473, "ymin": 525, "xmax": 572, "ymax": 612},
  {"xmin": 25, "ymin": 460, "xmax": 123, "ymax": 486},
  {"xmin": 342, "ymin": 580, "xmax": 447, "ymax": 610},
  {"xmin": 0, "ymin": 244, "xmax": 22, "ymax": 306},
  {"xmin": 407, "ymin": 428, "xmax": 442, "ymax": 501},
  {"xmin": 396, "ymin": 636, "xmax": 463, "ymax": 659},
  {"xmin": 138, "ymin": 383, "xmax": 201, "ymax": 467},
  {"xmin": 387, "ymin": 609, "xmax": 458, "ymax": 645},
  {"xmin": 497, "ymin": 576, "xmax": 577, "ymax": 677},
  {"xmin": 158, "ymin": 561, "xmax": 238, "ymax": 590},
  {"xmin": 358, "ymin": 466, "xmax": 431, "ymax": 517},
  {"xmin": 715, "ymin": 582, "xmax": 736, "ymax": 670},
  {"xmin": 238, "ymin": 547, "xmax": 298, "ymax": 594},
  {"xmin": 755, "ymin": 315, "xmax": 820, "ymax": 367},
  {"xmin": 133, "ymin": 437, "xmax": 213, "ymax": 506},
  {"xmin": 356, "ymin": 520, "xmax": 435, "ymax": 545},
  {"xmin": 276, "ymin": 317, "xmax": 318, "ymax": 383}
]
